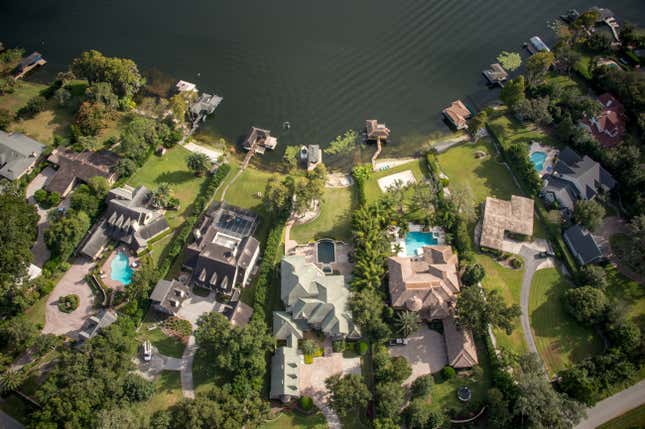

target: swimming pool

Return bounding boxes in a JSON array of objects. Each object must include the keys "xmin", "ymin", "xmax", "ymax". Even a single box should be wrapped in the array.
[
  {"xmin": 317, "ymin": 239, "xmax": 336, "ymax": 264},
  {"xmin": 110, "ymin": 251, "xmax": 134, "ymax": 285},
  {"xmin": 405, "ymin": 232, "xmax": 438, "ymax": 256},
  {"xmin": 530, "ymin": 151, "xmax": 547, "ymax": 172}
]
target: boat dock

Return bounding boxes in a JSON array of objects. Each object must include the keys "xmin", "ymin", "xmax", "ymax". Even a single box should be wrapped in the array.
[{"xmin": 13, "ymin": 52, "xmax": 46, "ymax": 80}]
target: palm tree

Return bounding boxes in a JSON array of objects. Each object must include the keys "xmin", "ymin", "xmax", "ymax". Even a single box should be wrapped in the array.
[
  {"xmin": 301, "ymin": 339, "xmax": 317, "ymax": 356},
  {"xmin": 396, "ymin": 311, "xmax": 420, "ymax": 337},
  {"xmin": 186, "ymin": 152, "xmax": 210, "ymax": 176},
  {"xmin": 0, "ymin": 369, "xmax": 25, "ymax": 395},
  {"xmin": 151, "ymin": 182, "xmax": 172, "ymax": 208}
]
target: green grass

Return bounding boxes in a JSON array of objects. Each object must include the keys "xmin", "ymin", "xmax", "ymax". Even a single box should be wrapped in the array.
[
  {"xmin": 598, "ymin": 404, "xmax": 645, "ymax": 429},
  {"xmin": 148, "ymin": 232, "xmax": 174, "ymax": 268},
  {"xmin": 128, "ymin": 146, "xmax": 207, "ymax": 228},
  {"xmin": 192, "ymin": 349, "xmax": 225, "ymax": 396},
  {"xmin": 437, "ymin": 138, "xmax": 522, "ymax": 204},
  {"xmin": 291, "ymin": 186, "xmax": 356, "ymax": 243},
  {"xmin": 476, "ymin": 254, "xmax": 527, "ymax": 355},
  {"xmin": 24, "ymin": 294, "xmax": 48, "ymax": 328},
  {"xmin": 138, "ymin": 370, "xmax": 183, "ymax": 418},
  {"xmin": 260, "ymin": 410, "xmax": 327, "ymax": 429},
  {"xmin": 529, "ymin": 268, "xmax": 603, "ymax": 375},
  {"xmin": 604, "ymin": 265, "xmax": 645, "ymax": 331},
  {"xmin": 574, "ymin": 53, "xmax": 594, "ymax": 80},
  {"xmin": 218, "ymin": 166, "xmax": 274, "ymax": 211},
  {"xmin": 363, "ymin": 159, "xmax": 426, "ymax": 204},
  {"xmin": 488, "ymin": 115, "xmax": 556, "ymax": 149},
  {"xmin": 140, "ymin": 311, "xmax": 186, "ymax": 359},
  {"xmin": 0, "ymin": 81, "xmax": 45, "ymax": 113}
]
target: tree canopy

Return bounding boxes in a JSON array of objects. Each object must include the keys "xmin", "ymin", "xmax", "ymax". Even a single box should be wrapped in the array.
[
  {"xmin": 325, "ymin": 373, "xmax": 371, "ymax": 418},
  {"xmin": 573, "ymin": 199, "xmax": 605, "ymax": 232},
  {"xmin": 71, "ymin": 50, "xmax": 144, "ymax": 98},
  {"xmin": 497, "ymin": 51, "xmax": 522, "ymax": 71},
  {"xmin": 456, "ymin": 286, "xmax": 521, "ymax": 335}
]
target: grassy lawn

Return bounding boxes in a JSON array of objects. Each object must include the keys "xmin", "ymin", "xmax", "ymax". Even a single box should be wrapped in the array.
[
  {"xmin": 598, "ymin": 404, "xmax": 645, "ymax": 429},
  {"xmin": 128, "ymin": 146, "xmax": 207, "ymax": 228},
  {"xmin": 140, "ymin": 311, "xmax": 186, "ymax": 359},
  {"xmin": 192, "ymin": 350, "xmax": 226, "ymax": 396},
  {"xmin": 261, "ymin": 410, "xmax": 327, "ymax": 429},
  {"xmin": 148, "ymin": 232, "xmax": 174, "ymax": 268},
  {"xmin": 488, "ymin": 115, "xmax": 556, "ymax": 149},
  {"xmin": 291, "ymin": 186, "xmax": 356, "ymax": 243},
  {"xmin": 0, "ymin": 81, "xmax": 45, "ymax": 113},
  {"xmin": 604, "ymin": 265, "xmax": 645, "ymax": 331},
  {"xmin": 218, "ymin": 166, "xmax": 274, "ymax": 211},
  {"xmin": 476, "ymin": 254, "xmax": 527, "ymax": 355},
  {"xmin": 363, "ymin": 159, "xmax": 426, "ymax": 204},
  {"xmin": 529, "ymin": 268, "xmax": 603, "ymax": 375},
  {"xmin": 24, "ymin": 294, "xmax": 48, "ymax": 328},
  {"xmin": 574, "ymin": 53, "xmax": 594, "ymax": 80},
  {"xmin": 437, "ymin": 138, "xmax": 521, "ymax": 204},
  {"xmin": 139, "ymin": 370, "xmax": 183, "ymax": 418}
]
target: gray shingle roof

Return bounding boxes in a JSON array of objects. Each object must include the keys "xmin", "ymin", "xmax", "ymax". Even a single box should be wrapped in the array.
[
  {"xmin": 0, "ymin": 130, "xmax": 45, "ymax": 180},
  {"xmin": 564, "ymin": 225, "xmax": 603, "ymax": 265}
]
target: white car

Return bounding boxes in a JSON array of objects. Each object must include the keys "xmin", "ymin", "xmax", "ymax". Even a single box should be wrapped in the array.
[{"xmin": 143, "ymin": 340, "xmax": 152, "ymax": 361}]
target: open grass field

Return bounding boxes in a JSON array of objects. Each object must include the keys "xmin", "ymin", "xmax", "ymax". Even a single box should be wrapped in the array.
[
  {"xmin": 363, "ymin": 158, "xmax": 426, "ymax": 204},
  {"xmin": 219, "ymin": 166, "xmax": 274, "ymax": 211},
  {"xmin": 437, "ymin": 138, "xmax": 521, "ymax": 204},
  {"xmin": 604, "ymin": 265, "xmax": 645, "ymax": 330},
  {"xmin": 529, "ymin": 268, "xmax": 603, "ymax": 375},
  {"xmin": 291, "ymin": 186, "xmax": 356, "ymax": 243},
  {"xmin": 598, "ymin": 404, "xmax": 645, "ymax": 429},
  {"xmin": 128, "ymin": 146, "xmax": 207, "ymax": 228},
  {"xmin": 139, "ymin": 370, "xmax": 183, "ymax": 418},
  {"xmin": 0, "ymin": 81, "xmax": 45, "ymax": 113},
  {"xmin": 488, "ymin": 115, "xmax": 557, "ymax": 149},
  {"xmin": 260, "ymin": 410, "xmax": 327, "ymax": 429},
  {"xmin": 476, "ymin": 254, "xmax": 527, "ymax": 355}
]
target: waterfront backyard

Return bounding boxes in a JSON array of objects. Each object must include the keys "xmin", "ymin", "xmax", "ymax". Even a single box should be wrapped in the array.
[{"xmin": 290, "ymin": 186, "xmax": 356, "ymax": 243}]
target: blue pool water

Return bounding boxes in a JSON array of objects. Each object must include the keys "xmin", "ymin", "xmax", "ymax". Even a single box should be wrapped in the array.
[
  {"xmin": 530, "ymin": 151, "xmax": 547, "ymax": 172},
  {"xmin": 110, "ymin": 251, "xmax": 134, "ymax": 285},
  {"xmin": 405, "ymin": 232, "xmax": 438, "ymax": 256}
]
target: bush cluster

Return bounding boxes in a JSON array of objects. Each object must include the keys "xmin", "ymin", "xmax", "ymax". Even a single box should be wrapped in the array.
[{"xmin": 57, "ymin": 294, "xmax": 79, "ymax": 313}]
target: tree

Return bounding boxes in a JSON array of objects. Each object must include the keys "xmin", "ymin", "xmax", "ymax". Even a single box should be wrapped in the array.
[
  {"xmin": 410, "ymin": 374, "xmax": 434, "ymax": 399},
  {"xmin": 395, "ymin": 310, "xmax": 420, "ymax": 337},
  {"xmin": 74, "ymin": 101, "xmax": 107, "ymax": 137},
  {"xmin": 16, "ymin": 95, "xmax": 47, "ymax": 119},
  {"xmin": 565, "ymin": 286, "xmax": 607, "ymax": 325},
  {"xmin": 186, "ymin": 152, "xmax": 210, "ymax": 176},
  {"xmin": 301, "ymin": 339, "xmax": 316, "ymax": 356},
  {"xmin": 0, "ymin": 108, "xmax": 12, "ymax": 130},
  {"xmin": 169, "ymin": 93, "xmax": 189, "ymax": 123},
  {"xmin": 497, "ymin": 51, "xmax": 522, "ymax": 71},
  {"xmin": 373, "ymin": 345, "xmax": 412, "ymax": 383},
  {"xmin": 114, "ymin": 158, "xmax": 138, "ymax": 177},
  {"xmin": 75, "ymin": 135, "xmax": 101, "ymax": 152},
  {"xmin": 449, "ymin": 182, "xmax": 475, "ymax": 223},
  {"xmin": 121, "ymin": 374, "xmax": 154, "ymax": 402},
  {"xmin": 574, "ymin": 265, "xmax": 608, "ymax": 290},
  {"xmin": 557, "ymin": 365, "xmax": 598, "ymax": 405},
  {"xmin": 373, "ymin": 418, "xmax": 399, "ymax": 429},
  {"xmin": 469, "ymin": 110, "xmax": 488, "ymax": 137},
  {"xmin": 410, "ymin": 182, "xmax": 437, "ymax": 222},
  {"xmin": 88, "ymin": 176, "xmax": 111, "ymax": 199},
  {"xmin": 71, "ymin": 50, "xmax": 144, "ymax": 98},
  {"xmin": 404, "ymin": 399, "xmax": 446, "ymax": 429},
  {"xmin": 375, "ymin": 381, "xmax": 406, "ymax": 420},
  {"xmin": 514, "ymin": 353, "xmax": 585, "ymax": 428},
  {"xmin": 0, "ymin": 192, "xmax": 38, "ymax": 313},
  {"xmin": 500, "ymin": 76, "xmax": 526, "ymax": 108},
  {"xmin": 350, "ymin": 288, "xmax": 392, "ymax": 340},
  {"xmin": 326, "ymin": 130, "xmax": 358, "ymax": 156},
  {"xmin": 456, "ymin": 287, "xmax": 521, "ymax": 335},
  {"xmin": 573, "ymin": 199, "xmax": 605, "ymax": 232},
  {"xmin": 606, "ymin": 318, "xmax": 641, "ymax": 352},
  {"xmin": 325, "ymin": 374, "xmax": 371, "ymax": 418},
  {"xmin": 151, "ymin": 183, "xmax": 172, "ymax": 209},
  {"xmin": 0, "ymin": 369, "xmax": 26, "ymax": 395},
  {"xmin": 525, "ymin": 51, "xmax": 555, "ymax": 85},
  {"xmin": 70, "ymin": 184, "xmax": 103, "ymax": 218},
  {"xmin": 461, "ymin": 263, "xmax": 485, "ymax": 286},
  {"xmin": 514, "ymin": 96, "xmax": 553, "ymax": 125},
  {"xmin": 119, "ymin": 117, "xmax": 160, "ymax": 164},
  {"xmin": 0, "ymin": 316, "xmax": 39, "ymax": 354},
  {"xmin": 0, "ymin": 78, "xmax": 17, "ymax": 95},
  {"xmin": 85, "ymin": 82, "xmax": 119, "ymax": 111},
  {"xmin": 555, "ymin": 45, "xmax": 581, "ymax": 75},
  {"xmin": 263, "ymin": 174, "xmax": 292, "ymax": 215},
  {"xmin": 45, "ymin": 210, "xmax": 91, "ymax": 261},
  {"xmin": 282, "ymin": 145, "xmax": 300, "ymax": 170},
  {"xmin": 486, "ymin": 387, "xmax": 513, "ymax": 428}
]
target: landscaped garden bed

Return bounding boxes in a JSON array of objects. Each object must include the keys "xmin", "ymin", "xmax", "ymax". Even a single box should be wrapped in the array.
[{"xmin": 57, "ymin": 294, "xmax": 79, "ymax": 313}]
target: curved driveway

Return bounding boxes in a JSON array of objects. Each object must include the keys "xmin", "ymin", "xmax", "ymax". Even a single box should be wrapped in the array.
[{"xmin": 575, "ymin": 379, "xmax": 645, "ymax": 429}]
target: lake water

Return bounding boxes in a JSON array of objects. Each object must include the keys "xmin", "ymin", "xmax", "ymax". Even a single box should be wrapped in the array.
[{"xmin": 1, "ymin": 0, "xmax": 643, "ymax": 167}]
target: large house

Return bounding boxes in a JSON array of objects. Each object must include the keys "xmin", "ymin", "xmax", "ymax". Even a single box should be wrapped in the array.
[
  {"xmin": 150, "ymin": 279, "xmax": 191, "ymax": 315},
  {"xmin": 563, "ymin": 225, "xmax": 604, "ymax": 266},
  {"xmin": 480, "ymin": 195, "xmax": 534, "ymax": 252},
  {"xmin": 183, "ymin": 203, "xmax": 260, "ymax": 294},
  {"xmin": 80, "ymin": 185, "xmax": 169, "ymax": 259},
  {"xmin": 542, "ymin": 147, "xmax": 616, "ymax": 212},
  {"xmin": 387, "ymin": 246, "xmax": 478, "ymax": 369},
  {"xmin": 442, "ymin": 100, "xmax": 472, "ymax": 130},
  {"xmin": 46, "ymin": 148, "xmax": 119, "ymax": 197},
  {"xmin": 0, "ymin": 130, "xmax": 45, "ymax": 180},
  {"xmin": 270, "ymin": 255, "xmax": 359, "ymax": 402},
  {"xmin": 580, "ymin": 93, "xmax": 625, "ymax": 148}
]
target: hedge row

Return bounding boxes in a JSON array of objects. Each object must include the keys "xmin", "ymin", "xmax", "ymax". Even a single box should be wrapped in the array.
[
  {"xmin": 156, "ymin": 163, "xmax": 231, "ymax": 277},
  {"xmin": 251, "ymin": 219, "xmax": 287, "ymax": 322}
]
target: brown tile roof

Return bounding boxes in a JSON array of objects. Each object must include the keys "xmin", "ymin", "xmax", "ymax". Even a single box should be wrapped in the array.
[
  {"xmin": 387, "ymin": 245, "xmax": 460, "ymax": 320},
  {"xmin": 580, "ymin": 93, "xmax": 625, "ymax": 149},
  {"xmin": 46, "ymin": 148, "xmax": 119, "ymax": 195},
  {"xmin": 480, "ymin": 196, "xmax": 534, "ymax": 251},
  {"xmin": 442, "ymin": 100, "xmax": 471, "ymax": 129},
  {"xmin": 365, "ymin": 119, "xmax": 391, "ymax": 139},
  {"xmin": 442, "ymin": 316, "xmax": 479, "ymax": 368}
]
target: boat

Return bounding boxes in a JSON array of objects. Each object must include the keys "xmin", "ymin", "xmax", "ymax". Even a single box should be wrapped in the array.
[
  {"xmin": 282, "ymin": 121, "xmax": 291, "ymax": 130},
  {"xmin": 560, "ymin": 9, "xmax": 580, "ymax": 23}
]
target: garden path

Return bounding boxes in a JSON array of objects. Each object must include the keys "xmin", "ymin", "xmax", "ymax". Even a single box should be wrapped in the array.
[{"xmin": 180, "ymin": 335, "xmax": 196, "ymax": 399}]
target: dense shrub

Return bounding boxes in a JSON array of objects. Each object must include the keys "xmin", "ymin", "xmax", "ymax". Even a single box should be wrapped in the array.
[
  {"xmin": 16, "ymin": 95, "xmax": 47, "ymax": 119},
  {"xmin": 357, "ymin": 340, "xmax": 369, "ymax": 356},
  {"xmin": 332, "ymin": 339, "xmax": 346, "ymax": 353},
  {"xmin": 33, "ymin": 189, "xmax": 48, "ymax": 206},
  {"xmin": 411, "ymin": 374, "xmax": 434, "ymax": 398},
  {"xmin": 564, "ymin": 286, "xmax": 607, "ymax": 325},
  {"xmin": 461, "ymin": 263, "xmax": 485, "ymax": 286},
  {"xmin": 441, "ymin": 366, "xmax": 456, "ymax": 380},
  {"xmin": 57, "ymin": 294, "xmax": 79, "ymax": 313},
  {"xmin": 509, "ymin": 256, "xmax": 523, "ymax": 269},
  {"xmin": 0, "ymin": 108, "xmax": 11, "ymax": 130},
  {"xmin": 299, "ymin": 396, "xmax": 314, "ymax": 411},
  {"xmin": 122, "ymin": 374, "xmax": 155, "ymax": 402}
]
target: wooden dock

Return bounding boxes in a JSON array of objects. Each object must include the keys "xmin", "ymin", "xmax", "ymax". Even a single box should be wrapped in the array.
[{"xmin": 14, "ymin": 58, "xmax": 46, "ymax": 80}]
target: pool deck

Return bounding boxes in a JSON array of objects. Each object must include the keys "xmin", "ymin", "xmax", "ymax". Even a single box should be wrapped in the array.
[
  {"xmin": 529, "ymin": 141, "xmax": 558, "ymax": 177},
  {"xmin": 100, "ymin": 248, "xmax": 138, "ymax": 290},
  {"xmin": 391, "ymin": 224, "xmax": 446, "ymax": 257}
]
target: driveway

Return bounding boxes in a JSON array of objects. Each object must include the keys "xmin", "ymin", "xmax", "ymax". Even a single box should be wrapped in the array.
[
  {"xmin": 176, "ymin": 290, "xmax": 228, "ymax": 327},
  {"xmin": 389, "ymin": 326, "xmax": 448, "ymax": 385},
  {"xmin": 299, "ymin": 339, "xmax": 361, "ymax": 429},
  {"xmin": 575, "ymin": 379, "xmax": 645, "ymax": 429},
  {"xmin": 43, "ymin": 257, "xmax": 95, "ymax": 336},
  {"xmin": 26, "ymin": 167, "xmax": 56, "ymax": 268}
]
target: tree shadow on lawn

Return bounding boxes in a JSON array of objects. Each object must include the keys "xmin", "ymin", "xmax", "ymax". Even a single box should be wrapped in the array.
[
  {"xmin": 155, "ymin": 170, "xmax": 195, "ymax": 186},
  {"xmin": 473, "ymin": 155, "xmax": 521, "ymax": 201},
  {"xmin": 530, "ymin": 278, "xmax": 602, "ymax": 366}
]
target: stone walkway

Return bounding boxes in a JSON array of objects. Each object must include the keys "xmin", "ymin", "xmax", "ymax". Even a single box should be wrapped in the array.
[
  {"xmin": 180, "ymin": 335, "xmax": 196, "ymax": 399},
  {"xmin": 25, "ymin": 167, "xmax": 56, "ymax": 268}
]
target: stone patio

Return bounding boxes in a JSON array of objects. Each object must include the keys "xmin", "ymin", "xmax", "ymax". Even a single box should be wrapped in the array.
[{"xmin": 388, "ymin": 325, "xmax": 448, "ymax": 385}]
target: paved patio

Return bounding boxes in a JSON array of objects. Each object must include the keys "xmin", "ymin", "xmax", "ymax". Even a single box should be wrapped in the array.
[
  {"xmin": 389, "ymin": 325, "xmax": 448, "ymax": 385},
  {"xmin": 176, "ymin": 288, "xmax": 228, "ymax": 327},
  {"xmin": 377, "ymin": 169, "xmax": 416, "ymax": 192}
]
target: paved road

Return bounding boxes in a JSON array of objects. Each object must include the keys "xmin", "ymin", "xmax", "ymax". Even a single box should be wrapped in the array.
[
  {"xmin": 575, "ymin": 379, "xmax": 645, "ymax": 429},
  {"xmin": 180, "ymin": 335, "xmax": 196, "ymax": 399},
  {"xmin": 0, "ymin": 409, "xmax": 23, "ymax": 429}
]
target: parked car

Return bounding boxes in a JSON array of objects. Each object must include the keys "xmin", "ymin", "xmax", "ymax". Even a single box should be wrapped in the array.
[
  {"xmin": 389, "ymin": 338, "xmax": 409, "ymax": 346},
  {"xmin": 537, "ymin": 250, "xmax": 556, "ymax": 258},
  {"xmin": 143, "ymin": 340, "xmax": 152, "ymax": 361}
]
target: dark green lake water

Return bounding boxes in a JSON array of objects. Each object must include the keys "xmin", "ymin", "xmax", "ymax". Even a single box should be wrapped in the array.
[{"xmin": 1, "ymin": 0, "xmax": 643, "ymax": 166}]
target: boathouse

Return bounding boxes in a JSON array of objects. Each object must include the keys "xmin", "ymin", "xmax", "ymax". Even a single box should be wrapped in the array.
[
  {"xmin": 527, "ymin": 36, "xmax": 550, "ymax": 54},
  {"xmin": 482, "ymin": 63, "xmax": 508, "ymax": 86},
  {"xmin": 242, "ymin": 127, "xmax": 277, "ymax": 154},
  {"xmin": 365, "ymin": 119, "xmax": 391, "ymax": 141},
  {"xmin": 13, "ymin": 52, "xmax": 46, "ymax": 79},
  {"xmin": 442, "ymin": 100, "xmax": 472, "ymax": 130},
  {"xmin": 189, "ymin": 93, "xmax": 223, "ymax": 123}
]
